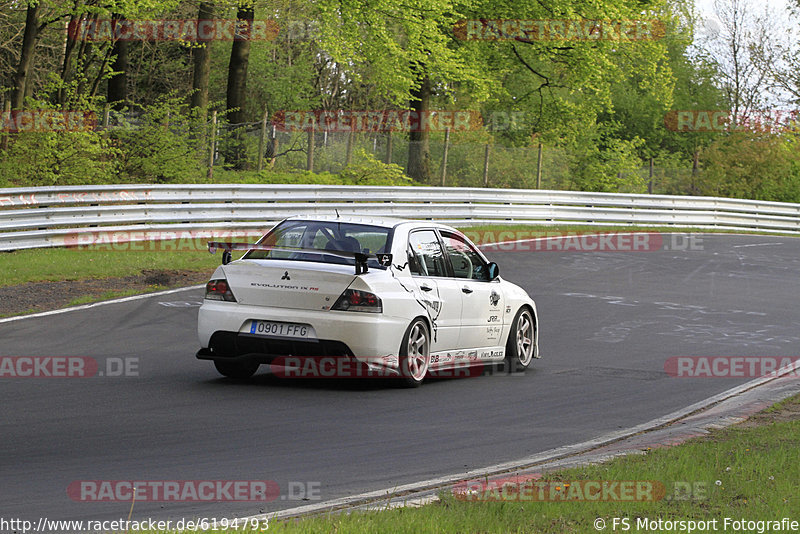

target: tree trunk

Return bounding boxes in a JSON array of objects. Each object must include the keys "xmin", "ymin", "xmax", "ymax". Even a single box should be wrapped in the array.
[
  {"xmin": 59, "ymin": 0, "xmax": 86, "ymax": 106},
  {"xmin": 191, "ymin": 2, "xmax": 215, "ymax": 121},
  {"xmin": 107, "ymin": 14, "xmax": 128, "ymax": 110},
  {"xmin": 224, "ymin": 3, "xmax": 255, "ymax": 169},
  {"xmin": 406, "ymin": 75, "xmax": 431, "ymax": 182},
  {"xmin": 11, "ymin": 3, "xmax": 40, "ymax": 110},
  {"xmin": 59, "ymin": 17, "xmax": 78, "ymax": 105}
]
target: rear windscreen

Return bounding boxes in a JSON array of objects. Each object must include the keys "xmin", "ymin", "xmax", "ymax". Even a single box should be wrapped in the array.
[{"xmin": 244, "ymin": 220, "xmax": 393, "ymax": 268}]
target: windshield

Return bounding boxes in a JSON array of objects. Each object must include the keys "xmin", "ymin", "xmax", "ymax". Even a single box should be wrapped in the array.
[{"xmin": 243, "ymin": 220, "xmax": 393, "ymax": 269}]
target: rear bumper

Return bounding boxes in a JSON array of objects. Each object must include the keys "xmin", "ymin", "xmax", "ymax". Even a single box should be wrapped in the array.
[
  {"xmin": 197, "ymin": 300, "xmax": 409, "ymax": 366},
  {"xmin": 196, "ymin": 331, "xmax": 354, "ymax": 362}
]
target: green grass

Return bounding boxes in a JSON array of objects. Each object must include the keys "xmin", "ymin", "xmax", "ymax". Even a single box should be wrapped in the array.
[
  {"xmin": 1, "ymin": 225, "xmax": 795, "ymax": 288},
  {"xmin": 0, "ymin": 246, "xmax": 219, "ymax": 288},
  {"xmin": 255, "ymin": 396, "xmax": 799, "ymax": 533},
  {"xmin": 0, "ymin": 308, "xmax": 38, "ymax": 318}
]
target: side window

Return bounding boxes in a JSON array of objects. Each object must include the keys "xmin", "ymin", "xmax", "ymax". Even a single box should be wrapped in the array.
[
  {"xmin": 275, "ymin": 225, "xmax": 306, "ymax": 247},
  {"xmin": 441, "ymin": 231, "xmax": 490, "ymax": 280},
  {"xmin": 249, "ymin": 224, "xmax": 307, "ymax": 259},
  {"xmin": 408, "ymin": 230, "xmax": 447, "ymax": 277},
  {"xmin": 407, "ymin": 244, "xmax": 423, "ymax": 275}
]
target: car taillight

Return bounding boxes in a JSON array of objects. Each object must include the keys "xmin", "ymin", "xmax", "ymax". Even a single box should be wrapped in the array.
[
  {"xmin": 205, "ymin": 279, "xmax": 237, "ymax": 302},
  {"xmin": 332, "ymin": 289, "xmax": 382, "ymax": 313}
]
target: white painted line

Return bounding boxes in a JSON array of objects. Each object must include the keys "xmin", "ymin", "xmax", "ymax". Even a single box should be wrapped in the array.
[
  {"xmin": 361, "ymin": 495, "xmax": 440, "ymax": 511},
  {"xmin": 242, "ymin": 359, "xmax": 798, "ymax": 522},
  {"xmin": 731, "ymin": 242, "xmax": 783, "ymax": 248},
  {"xmin": 0, "ymin": 285, "xmax": 205, "ymax": 324}
]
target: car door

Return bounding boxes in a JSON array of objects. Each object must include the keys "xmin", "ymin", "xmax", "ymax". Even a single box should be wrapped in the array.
[
  {"xmin": 439, "ymin": 230, "xmax": 504, "ymax": 355},
  {"xmin": 406, "ymin": 229, "xmax": 463, "ymax": 360}
]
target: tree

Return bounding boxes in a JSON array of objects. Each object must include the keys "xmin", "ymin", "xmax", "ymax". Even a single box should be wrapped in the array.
[
  {"xmin": 699, "ymin": 0, "xmax": 772, "ymax": 121},
  {"xmin": 107, "ymin": 13, "xmax": 129, "ymax": 109},
  {"xmin": 314, "ymin": 0, "xmax": 491, "ymax": 182},
  {"xmin": 406, "ymin": 74, "xmax": 432, "ymax": 181},
  {"xmin": 191, "ymin": 2, "xmax": 215, "ymax": 121},
  {"xmin": 10, "ymin": 2, "xmax": 40, "ymax": 109},
  {"xmin": 224, "ymin": 1, "xmax": 254, "ymax": 169}
]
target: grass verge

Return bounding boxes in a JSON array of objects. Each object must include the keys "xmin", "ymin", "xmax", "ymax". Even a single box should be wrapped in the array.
[
  {"xmin": 65, "ymin": 286, "xmax": 168, "ymax": 307},
  {"xmin": 258, "ymin": 395, "xmax": 799, "ymax": 533},
  {"xmin": 0, "ymin": 246, "xmax": 218, "ymax": 288}
]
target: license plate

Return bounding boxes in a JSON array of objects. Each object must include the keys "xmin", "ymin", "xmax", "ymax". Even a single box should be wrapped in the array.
[{"xmin": 246, "ymin": 320, "xmax": 317, "ymax": 339}]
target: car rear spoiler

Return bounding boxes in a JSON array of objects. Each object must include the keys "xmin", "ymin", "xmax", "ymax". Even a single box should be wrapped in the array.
[{"xmin": 207, "ymin": 241, "xmax": 392, "ymax": 275}]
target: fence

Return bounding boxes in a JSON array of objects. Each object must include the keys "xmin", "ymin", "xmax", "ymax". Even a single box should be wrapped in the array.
[
  {"xmin": 20, "ymin": 108, "xmax": 691, "ymax": 193},
  {"xmin": 1, "ymin": 184, "xmax": 800, "ymax": 251}
]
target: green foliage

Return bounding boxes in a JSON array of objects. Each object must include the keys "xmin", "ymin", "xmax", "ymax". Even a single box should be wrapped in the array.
[
  {"xmin": 0, "ymin": 89, "xmax": 117, "ymax": 186},
  {"xmin": 0, "ymin": 129, "xmax": 117, "ymax": 186},
  {"xmin": 699, "ymin": 133, "xmax": 800, "ymax": 203},
  {"xmin": 337, "ymin": 149, "xmax": 413, "ymax": 185},
  {"xmin": 0, "ymin": 0, "xmax": 793, "ymax": 201},
  {"xmin": 107, "ymin": 93, "xmax": 206, "ymax": 183}
]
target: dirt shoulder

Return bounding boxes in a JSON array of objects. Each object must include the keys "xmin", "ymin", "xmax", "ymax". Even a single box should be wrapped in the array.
[{"xmin": 0, "ymin": 269, "xmax": 210, "ymax": 317}]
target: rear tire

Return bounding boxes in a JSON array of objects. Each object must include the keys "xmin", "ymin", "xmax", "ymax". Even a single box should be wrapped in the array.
[
  {"xmin": 398, "ymin": 319, "xmax": 430, "ymax": 388},
  {"xmin": 505, "ymin": 308, "xmax": 535, "ymax": 373},
  {"xmin": 214, "ymin": 359, "xmax": 259, "ymax": 379}
]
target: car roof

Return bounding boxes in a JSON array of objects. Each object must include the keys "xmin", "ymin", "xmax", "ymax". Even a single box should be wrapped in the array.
[{"xmin": 282, "ymin": 215, "xmax": 459, "ymax": 232}]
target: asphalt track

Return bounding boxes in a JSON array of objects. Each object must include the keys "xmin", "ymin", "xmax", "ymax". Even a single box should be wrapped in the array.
[{"xmin": 2, "ymin": 234, "xmax": 799, "ymax": 523}]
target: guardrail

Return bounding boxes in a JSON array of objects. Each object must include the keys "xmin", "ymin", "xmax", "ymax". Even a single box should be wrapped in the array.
[{"xmin": 2, "ymin": 184, "xmax": 800, "ymax": 251}]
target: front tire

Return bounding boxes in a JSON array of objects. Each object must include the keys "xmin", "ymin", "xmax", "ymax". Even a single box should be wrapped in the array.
[
  {"xmin": 398, "ymin": 319, "xmax": 430, "ymax": 387},
  {"xmin": 214, "ymin": 359, "xmax": 259, "ymax": 379},
  {"xmin": 505, "ymin": 308, "xmax": 535, "ymax": 372}
]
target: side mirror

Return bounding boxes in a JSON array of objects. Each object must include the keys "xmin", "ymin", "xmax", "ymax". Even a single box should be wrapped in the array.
[{"xmin": 487, "ymin": 262, "xmax": 499, "ymax": 280}]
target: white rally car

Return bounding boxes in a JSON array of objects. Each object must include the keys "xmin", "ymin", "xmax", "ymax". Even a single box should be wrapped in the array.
[{"xmin": 196, "ymin": 216, "xmax": 539, "ymax": 386}]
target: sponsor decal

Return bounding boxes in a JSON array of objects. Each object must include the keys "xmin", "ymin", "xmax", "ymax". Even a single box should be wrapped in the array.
[
  {"xmin": 479, "ymin": 350, "xmax": 503, "ymax": 360},
  {"xmin": 486, "ymin": 326, "xmax": 502, "ymax": 341}
]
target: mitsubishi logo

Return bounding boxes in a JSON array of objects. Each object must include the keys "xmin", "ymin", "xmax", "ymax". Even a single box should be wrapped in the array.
[{"xmin": 281, "ymin": 271, "xmax": 291, "ymax": 280}]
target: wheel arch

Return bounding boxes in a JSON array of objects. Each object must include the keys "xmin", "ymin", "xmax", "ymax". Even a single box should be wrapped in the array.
[
  {"xmin": 506, "ymin": 303, "xmax": 539, "ymax": 357},
  {"xmin": 405, "ymin": 314, "xmax": 433, "ymax": 346}
]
